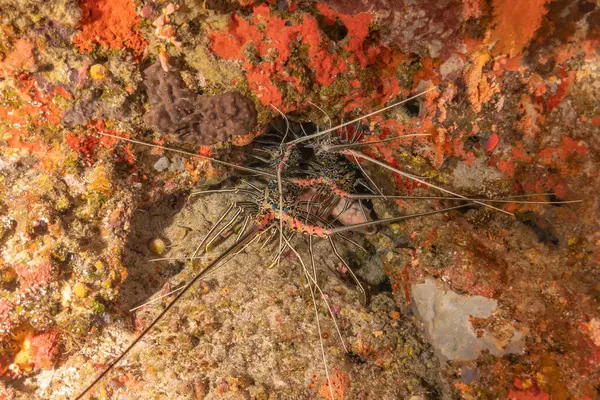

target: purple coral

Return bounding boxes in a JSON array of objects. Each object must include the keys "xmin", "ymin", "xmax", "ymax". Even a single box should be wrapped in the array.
[{"xmin": 142, "ymin": 61, "xmax": 257, "ymax": 146}]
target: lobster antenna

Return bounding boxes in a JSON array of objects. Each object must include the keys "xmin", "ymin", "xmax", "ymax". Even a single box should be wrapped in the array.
[
  {"xmin": 90, "ymin": 131, "xmax": 277, "ymax": 178},
  {"xmin": 289, "ymin": 86, "xmax": 438, "ymax": 145},
  {"xmin": 75, "ymin": 225, "xmax": 259, "ymax": 400},
  {"xmin": 341, "ymin": 150, "xmax": 513, "ymax": 215},
  {"xmin": 327, "ymin": 203, "xmax": 474, "ymax": 235}
]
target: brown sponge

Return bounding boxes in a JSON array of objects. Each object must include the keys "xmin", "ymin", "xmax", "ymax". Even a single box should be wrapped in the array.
[{"xmin": 142, "ymin": 61, "xmax": 257, "ymax": 145}]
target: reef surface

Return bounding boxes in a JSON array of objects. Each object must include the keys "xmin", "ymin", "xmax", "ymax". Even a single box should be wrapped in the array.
[{"xmin": 0, "ymin": 0, "xmax": 598, "ymax": 399}]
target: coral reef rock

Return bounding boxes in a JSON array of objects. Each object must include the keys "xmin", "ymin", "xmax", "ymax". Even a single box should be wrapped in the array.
[
  {"xmin": 321, "ymin": 0, "xmax": 464, "ymax": 56},
  {"xmin": 412, "ymin": 277, "xmax": 525, "ymax": 360},
  {"xmin": 142, "ymin": 61, "xmax": 257, "ymax": 145}
]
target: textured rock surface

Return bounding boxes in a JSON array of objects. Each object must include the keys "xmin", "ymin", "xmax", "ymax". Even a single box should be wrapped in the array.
[
  {"xmin": 143, "ymin": 61, "xmax": 257, "ymax": 145},
  {"xmin": 320, "ymin": 0, "xmax": 464, "ymax": 56},
  {"xmin": 33, "ymin": 192, "xmax": 451, "ymax": 399},
  {"xmin": 412, "ymin": 277, "xmax": 525, "ymax": 360}
]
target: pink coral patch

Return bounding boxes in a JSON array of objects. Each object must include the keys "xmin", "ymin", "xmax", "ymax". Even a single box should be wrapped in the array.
[
  {"xmin": 29, "ymin": 330, "xmax": 60, "ymax": 370},
  {"xmin": 15, "ymin": 262, "xmax": 54, "ymax": 289}
]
